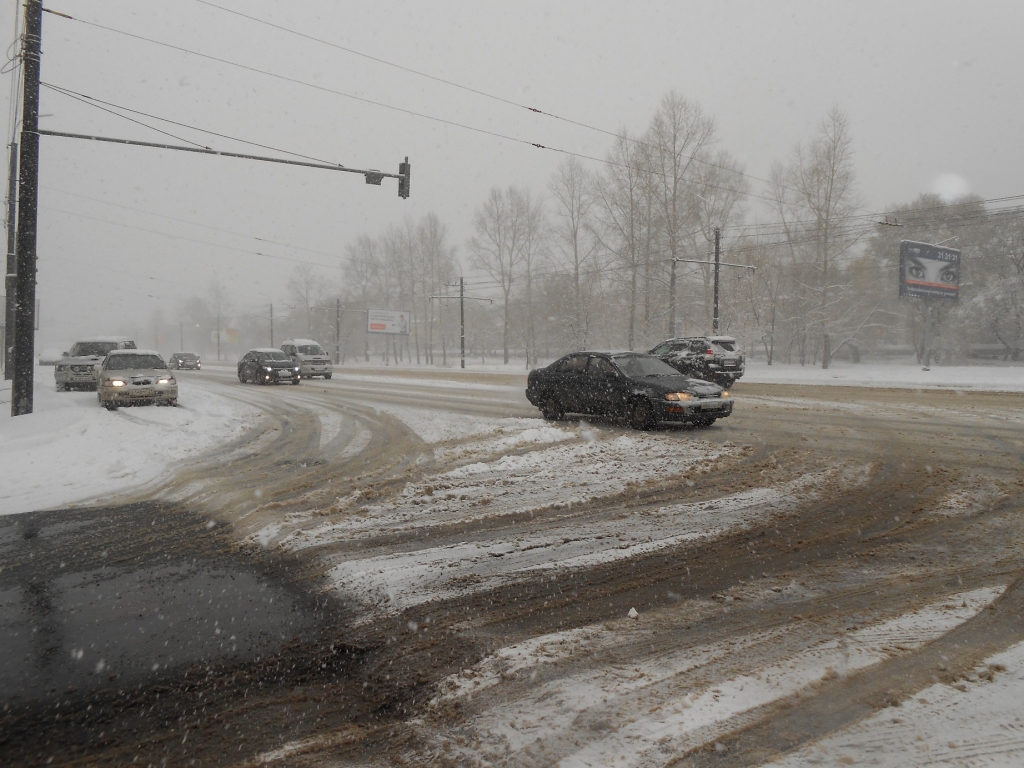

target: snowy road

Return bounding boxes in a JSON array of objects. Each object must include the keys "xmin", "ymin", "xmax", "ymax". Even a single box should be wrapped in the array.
[{"xmin": 4, "ymin": 365, "xmax": 1024, "ymax": 766}]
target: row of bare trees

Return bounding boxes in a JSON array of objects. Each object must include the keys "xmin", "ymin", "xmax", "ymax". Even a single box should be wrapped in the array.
[{"xmin": 173, "ymin": 94, "xmax": 1023, "ymax": 368}]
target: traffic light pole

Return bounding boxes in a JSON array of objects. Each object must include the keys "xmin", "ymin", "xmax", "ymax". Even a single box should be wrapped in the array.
[{"xmin": 11, "ymin": 0, "xmax": 42, "ymax": 416}]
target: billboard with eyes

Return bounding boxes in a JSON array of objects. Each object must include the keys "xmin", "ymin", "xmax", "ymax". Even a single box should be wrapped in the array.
[{"xmin": 899, "ymin": 240, "xmax": 961, "ymax": 301}]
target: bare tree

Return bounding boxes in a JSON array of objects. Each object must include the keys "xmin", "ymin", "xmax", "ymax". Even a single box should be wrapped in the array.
[
  {"xmin": 287, "ymin": 263, "xmax": 327, "ymax": 337},
  {"xmin": 646, "ymin": 92, "xmax": 716, "ymax": 337},
  {"xmin": 594, "ymin": 130, "xmax": 652, "ymax": 350},
  {"xmin": 549, "ymin": 157, "xmax": 598, "ymax": 350},
  {"xmin": 769, "ymin": 107, "xmax": 860, "ymax": 368},
  {"xmin": 468, "ymin": 187, "xmax": 526, "ymax": 364}
]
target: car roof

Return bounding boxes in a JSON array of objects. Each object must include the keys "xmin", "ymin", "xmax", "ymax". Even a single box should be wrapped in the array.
[
  {"xmin": 171, "ymin": 351, "xmax": 199, "ymax": 356},
  {"xmin": 107, "ymin": 348, "xmax": 161, "ymax": 356},
  {"xmin": 250, "ymin": 347, "xmax": 286, "ymax": 353},
  {"xmin": 281, "ymin": 338, "xmax": 320, "ymax": 346},
  {"xmin": 708, "ymin": 335, "xmax": 737, "ymax": 342}
]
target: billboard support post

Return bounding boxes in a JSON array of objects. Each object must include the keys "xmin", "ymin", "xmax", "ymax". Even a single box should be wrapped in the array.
[{"xmin": 922, "ymin": 300, "xmax": 933, "ymax": 370}]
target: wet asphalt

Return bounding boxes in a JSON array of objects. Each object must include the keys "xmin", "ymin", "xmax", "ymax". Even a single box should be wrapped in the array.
[{"xmin": 0, "ymin": 502, "xmax": 327, "ymax": 706}]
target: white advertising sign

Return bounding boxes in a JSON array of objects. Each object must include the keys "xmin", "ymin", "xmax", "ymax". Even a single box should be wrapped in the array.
[{"xmin": 367, "ymin": 308, "xmax": 411, "ymax": 335}]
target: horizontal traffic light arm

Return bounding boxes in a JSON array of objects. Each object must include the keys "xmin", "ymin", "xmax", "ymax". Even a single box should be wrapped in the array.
[{"xmin": 35, "ymin": 129, "xmax": 408, "ymax": 190}]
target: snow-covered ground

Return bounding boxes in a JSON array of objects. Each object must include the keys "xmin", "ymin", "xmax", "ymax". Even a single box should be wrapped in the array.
[
  {"xmin": 742, "ymin": 360, "xmax": 1024, "ymax": 392},
  {"xmin": 420, "ymin": 587, "xmax": 1006, "ymax": 767},
  {"xmin": 0, "ymin": 367, "xmax": 259, "ymax": 515}
]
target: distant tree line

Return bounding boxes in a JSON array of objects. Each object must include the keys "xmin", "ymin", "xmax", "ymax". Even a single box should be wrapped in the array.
[{"xmin": 168, "ymin": 93, "xmax": 1023, "ymax": 367}]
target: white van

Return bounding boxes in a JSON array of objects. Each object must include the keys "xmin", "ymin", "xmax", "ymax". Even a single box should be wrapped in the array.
[{"xmin": 280, "ymin": 339, "xmax": 333, "ymax": 379}]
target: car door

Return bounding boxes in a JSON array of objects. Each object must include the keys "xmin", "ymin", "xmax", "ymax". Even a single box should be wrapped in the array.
[
  {"xmin": 584, "ymin": 356, "xmax": 627, "ymax": 415},
  {"xmin": 552, "ymin": 354, "xmax": 589, "ymax": 413},
  {"xmin": 241, "ymin": 352, "xmax": 257, "ymax": 380}
]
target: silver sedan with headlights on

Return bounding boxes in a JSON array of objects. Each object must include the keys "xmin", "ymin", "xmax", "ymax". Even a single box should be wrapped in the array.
[{"xmin": 97, "ymin": 350, "xmax": 178, "ymax": 411}]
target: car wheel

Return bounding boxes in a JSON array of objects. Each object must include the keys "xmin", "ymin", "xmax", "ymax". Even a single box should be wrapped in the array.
[
  {"xmin": 324, "ymin": 373, "xmax": 332, "ymax": 380},
  {"xmin": 629, "ymin": 398, "xmax": 656, "ymax": 430},
  {"xmin": 540, "ymin": 393, "xmax": 564, "ymax": 421},
  {"xmin": 693, "ymin": 416, "xmax": 717, "ymax": 428},
  {"xmin": 292, "ymin": 378, "xmax": 301, "ymax": 385},
  {"xmin": 102, "ymin": 400, "xmax": 118, "ymax": 411}
]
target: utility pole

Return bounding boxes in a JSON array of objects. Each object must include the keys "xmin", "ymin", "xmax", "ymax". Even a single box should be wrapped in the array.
[
  {"xmin": 4, "ymin": 141, "xmax": 17, "ymax": 380},
  {"xmin": 713, "ymin": 227, "xmax": 721, "ymax": 334},
  {"xmin": 460, "ymin": 276, "xmax": 465, "ymax": 369},
  {"xmin": 179, "ymin": 321, "xmax": 183, "ymax": 351},
  {"xmin": 216, "ymin": 313, "xmax": 221, "ymax": 361},
  {"xmin": 668, "ymin": 259, "xmax": 677, "ymax": 338},
  {"xmin": 431, "ymin": 278, "xmax": 490, "ymax": 370},
  {"xmin": 335, "ymin": 298, "xmax": 341, "ymax": 364},
  {"xmin": 11, "ymin": 0, "xmax": 42, "ymax": 415},
  {"xmin": 269, "ymin": 303, "xmax": 273, "ymax": 347}
]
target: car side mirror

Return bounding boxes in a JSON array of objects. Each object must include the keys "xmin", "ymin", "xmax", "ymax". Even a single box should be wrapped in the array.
[{"xmin": 62, "ymin": 351, "xmax": 69, "ymax": 357}]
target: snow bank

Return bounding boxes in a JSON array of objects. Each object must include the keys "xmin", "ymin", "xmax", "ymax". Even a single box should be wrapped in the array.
[
  {"xmin": 742, "ymin": 360, "xmax": 1024, "ymax": 392},
  {"xmin": 0, "ymin": 369, "xmax": 259, "ymax": 515}
]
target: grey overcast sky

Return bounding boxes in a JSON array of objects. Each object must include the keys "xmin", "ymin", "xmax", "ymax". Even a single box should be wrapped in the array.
[{"xmin": 2, "ymin": 0, "xmax": 1021, "ymax": 349}]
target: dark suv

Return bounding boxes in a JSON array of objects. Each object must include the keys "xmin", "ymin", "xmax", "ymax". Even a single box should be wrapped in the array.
[{"xmin": 649, "ymin": 336, "xmax": 745, "ymax": 388}]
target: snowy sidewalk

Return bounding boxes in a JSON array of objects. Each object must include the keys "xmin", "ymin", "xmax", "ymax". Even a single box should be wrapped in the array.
[{"xmin": 0, "ymin": 368, "xmax": 259, "ymax": 515}]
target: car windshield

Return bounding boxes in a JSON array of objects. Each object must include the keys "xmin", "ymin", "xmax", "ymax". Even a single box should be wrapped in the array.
[
  {"xmin": 613, "ymin": 355, "xmax": 680, "ymax": 377},
  {"xmin": 105, "ymin": 354, "xmax": 166, "ymax": 371},
  {"xmin": 175, "ymin": 353, "xmax": 198, "ymax": 360},
  {"xmin": 71, "ymin": 341, "xmax": 118, "ymax": 357},
  {"xmin": 297, "ymin": 345, "xmax": 324, "ymax": 355},
  {"xmin": 713, "ymin": 341, "xmax": 736, "ymax": 352},
  {"xmin": 261, "ymin": 351, "xmax": 290, "ymax": 361}
]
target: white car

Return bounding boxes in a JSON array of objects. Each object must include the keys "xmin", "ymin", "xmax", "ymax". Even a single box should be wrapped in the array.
[{"xmin": 97, "ymin": 350, "xmax": 178, "ymax": 410}]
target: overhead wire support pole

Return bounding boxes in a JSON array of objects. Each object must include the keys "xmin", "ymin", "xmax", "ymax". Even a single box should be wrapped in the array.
[
  {"xmin": 4, "ymin": 140, "xmax": 17, "ymax": 380},
  {"xmin": 11, "ymin": 0, "xmax": 42, "ymax": 415},
  {"xmin": 669, "ymin": 238, "xmax": 756, "ymax": 339},
  {"xmin": 431, "ymin": 281, "xmax": 492, "ymax": 370},
  {"xmin": 714, "ymin": 227, "xmax": 721, "ymax": 334}
]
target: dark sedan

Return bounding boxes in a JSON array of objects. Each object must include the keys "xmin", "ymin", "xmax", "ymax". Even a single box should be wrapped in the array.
[
  {"xmin": 237, "ymin": 348, "xmax": 301, "ymax": 385},
  {"xmin": 169, "ymin": 352, "xmax": 201, "ymax": 370},
  {"xmin": 526, "ymin": 351, "xmax": 732, "ymax": 429}
]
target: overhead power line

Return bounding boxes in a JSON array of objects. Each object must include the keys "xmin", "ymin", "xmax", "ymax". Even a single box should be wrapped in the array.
[
  {"xmin": 41, "ymin": 6, "xmax": 781, "ymax": 206},
  {"xmin": 41, "ymin": 184, "xmax": 341, "ymax": 259},
  {"xmin": 192, "ymin": 0, "xmax": 790, "ymax": 195},
  {"xmin": 42, "ymin": 82, "xmax": 350, "ymax": 167}
]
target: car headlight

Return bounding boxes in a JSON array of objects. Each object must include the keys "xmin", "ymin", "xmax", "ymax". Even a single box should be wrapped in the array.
[
  {"xmin": 721, "ymin": 391, "xmax": 731, "ymax": 398},
  {"xmin": 110, "ymin": 379, "xmax": 126, "ymax": 387},
  {"xmin": 158, "ymin": 377, "xmax": 175, "ymax": 385},
  {"xmin": 294, "ymin": 366, "xmax": 300, "ymax": 372},
  {"xmin": 265, "ymin": 366, "xmax": 273, "ymax": 371},
  {"xmin": 664, "ymin": 392, "xmax": 694, "ymax": 401}
]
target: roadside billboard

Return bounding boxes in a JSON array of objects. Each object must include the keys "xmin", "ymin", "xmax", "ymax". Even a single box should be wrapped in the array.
[
  {"xmin": 367, "ymin": 308, "xmax": 410, "ymax": 335},
  {"xmin": 899, "ymin": 240, "xmax": 960, "ymax": 301}
]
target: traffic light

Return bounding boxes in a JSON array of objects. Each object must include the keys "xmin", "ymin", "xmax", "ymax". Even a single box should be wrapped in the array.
[{"xmin": 398, "ymin": 157, "xmax": 410, "ymax": 199}]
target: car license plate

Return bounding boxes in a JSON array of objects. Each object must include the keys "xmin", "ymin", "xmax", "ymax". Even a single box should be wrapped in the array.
[
  {"xmin": 280, "ymin": 371, "xmax": 291, "ymax": 377},
  {"xmin": 134, "ymin": 388, "xmax": 154, "ymax": 396},
  {"xmin": 700, "ymin": 401, "xmax": 721, "ymax": 410}
]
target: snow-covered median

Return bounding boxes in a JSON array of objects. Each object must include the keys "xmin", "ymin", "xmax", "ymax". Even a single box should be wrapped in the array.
[{"xmin": 0, "ymin": 369, "xmax": 259, "ymax": 515}]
